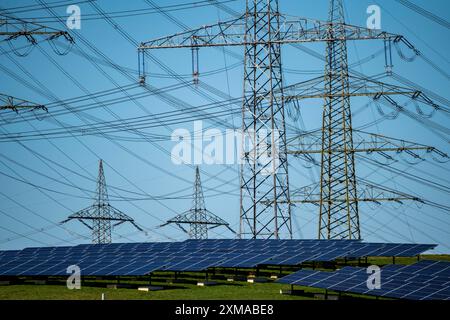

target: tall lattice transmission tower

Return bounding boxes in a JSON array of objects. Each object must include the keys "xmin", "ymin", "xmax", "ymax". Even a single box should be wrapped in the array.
[
  {"xmin": 160, "ymin": 166, "xmax": 234, "ymax": 239},
  {"xmin": 319, "ymin": 0, "xmax": 360, "ymax": 239},
  {"xmin": 237, "ymin": 0, "xmax": 291, "ymax": 240},
  {"xmin": 61, "ymin": 160, "xmax": 142, "ymax": 244},
  {"xmin": 138, "ymin": 0, "xmax": 443, "ymax": 239},
  {"xmin": 284, "ymin": 0, "xmax": 447, "ymax": 239}
]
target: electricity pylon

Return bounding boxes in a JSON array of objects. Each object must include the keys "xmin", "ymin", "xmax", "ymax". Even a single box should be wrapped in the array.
[
  {"xmin": 61, "ymin": 160, "xmax": 142, "ymax": 244},
  {"xmin": 283, "ymin": 0, "xmax": 444, "ymax": 239},
  {"xmin": 238, "ymin": 0, "xmax": 290, "ymax": 239},
  {"xmin": 137, "ymin": 0, "xmax": 414, "ymax": 239},
  {"xmin": 0, "ymin": 93, "xmax": 47, "ymax": 114},
  {"xmin": 319, "ymin": 0, "xmax": 360, "ymax": 239},
  {"xmin": 160, "ymin": 166, "xmax": 234, "ymax": 239}
]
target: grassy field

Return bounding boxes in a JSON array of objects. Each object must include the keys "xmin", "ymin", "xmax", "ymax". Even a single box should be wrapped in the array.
[
  {"xmin": 0, "ymin": 255, "xmax": 448, "ymax": 300},
  {"xmin": 0, "ymin": 282, "xmax": 316, "ymax": 300}
]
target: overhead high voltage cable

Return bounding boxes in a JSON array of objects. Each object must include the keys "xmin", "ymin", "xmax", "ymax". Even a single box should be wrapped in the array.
[
  {"xmin": 1, "ymin": 0, "xmax": 238, "ymax": 17},
  {"xmin": 394, "ymin": 0, "xmax": 450, "ymax": 30}
]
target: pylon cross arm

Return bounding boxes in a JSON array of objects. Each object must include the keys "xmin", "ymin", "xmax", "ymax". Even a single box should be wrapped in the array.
[
  {"xmin": 288, "ymin": 180, "xmax": 420, "ymax": 204},
  {"xmin": 282, "ymin": 74, "xmax": 422, "ymax": 102},
  {"xmin": 0, "ymin": 16, "xmax": 74, "ymax": 43},
  {"xmin": 164, "ymin": 209, "xmax": 231, "ymax": 226},
  {"xmin": 63, "ymin": 205, "xmax": 136, "ymax": 222},
  {"xmin": 286, "ymin": 129, "xmax": 442, "ymax": 155},
  {"xmin": 0, "ymin": 93, "xmax": 47, "ymax": 113},
  {"xmin": 138, "ymin": 14, "xmax": 401, "ymax": 50}
]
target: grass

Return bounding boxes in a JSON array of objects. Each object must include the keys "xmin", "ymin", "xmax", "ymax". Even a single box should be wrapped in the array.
[
  {"xmin": 0, "ymin": 254, "xmax": 448, "ymax": 300},
  {"xmin": 366, "ymin": 255, "xmax": 450, "ymax": 264},
  {"xmin": 0, "ymin": 281, "xmax": 313, "ymax": 300}
]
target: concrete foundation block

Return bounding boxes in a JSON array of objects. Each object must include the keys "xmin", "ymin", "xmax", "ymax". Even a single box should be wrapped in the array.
[
  {"xmin": 138, "ymin": 286, "xmax": 164, "ymax": 292},
  {"xmin": 279, "ymin": 289, "xmax": 304, "ymax": 295}
]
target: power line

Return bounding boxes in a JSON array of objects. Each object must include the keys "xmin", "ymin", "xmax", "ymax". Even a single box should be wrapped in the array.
[{"xmin": 394, "ymin": 0, "xmax": 450, "ymax": 30}]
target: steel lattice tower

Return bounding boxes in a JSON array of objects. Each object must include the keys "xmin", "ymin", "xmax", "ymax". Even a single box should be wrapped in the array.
[
  {"xmin": 62, "ymin": 160, "xmax": 142, "ymax": 244},
  {"xmin": 239, "ymin": 0, "xmax": 291, "ymax": 239},
  {"xmin": 161, "ymin": 166, "xmax": 234, "ymax": 239},
  {"xmin": 319, "ymin": 0, "xmax": 359, "ymax": 239},
  {"xmin": 92, "ymin": 159, "xmax": 112, "ymax": 243},
  {"xmin": 190, "ymin": 166, "xmax": 208, "ymax": 239},
  {"xmin": 285, "ymin": 0, "xmax": 443, "ymax": 239},
  {"xmin": 138, "ymin": 0, "xmax": 421, "ymax": 240}
]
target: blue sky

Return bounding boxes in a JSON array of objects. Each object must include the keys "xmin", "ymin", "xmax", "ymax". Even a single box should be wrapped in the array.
[{"xmin": 0, "ymin": 0, "xmax": 449, "ymax": 253}]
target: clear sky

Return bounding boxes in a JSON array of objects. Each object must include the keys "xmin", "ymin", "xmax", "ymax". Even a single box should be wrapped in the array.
[{"xmin": 0, "ymin": 0, "xmax": 449, "ymax": 253}]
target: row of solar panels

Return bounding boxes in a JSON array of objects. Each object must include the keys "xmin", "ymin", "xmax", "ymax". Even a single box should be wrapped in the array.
[
  {"xmin": 277, "ymin": 260, "xmax": 450, "ymax": 300},
  {"xmin": 0, "ymin": 239, "xmax": 359, "ymax": 256},
  {"xmin": 0, "ymin": 239, "xmax": 435, "ymax": 257},
  {"xmin": 0, "ymin": 239, "xmax": 356, "ymax": 257},
  {"xmin": 0, "ymin": 240, "xmax": 436, "ymax": 277}
]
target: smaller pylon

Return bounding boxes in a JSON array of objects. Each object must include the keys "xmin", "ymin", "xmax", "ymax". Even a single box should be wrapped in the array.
[
  {"xmin": 160, "ymin": 166, "xmax": 234, "ymax": 239},
  {"xmin": 61, "ymin": 159, "xmax": 142, "ymax": 244}
]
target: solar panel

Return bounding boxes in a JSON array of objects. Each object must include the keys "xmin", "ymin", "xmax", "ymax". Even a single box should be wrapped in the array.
[
  {"xmin": 38, "ymin": 261, "xmax": 77, "ymax": 276},
  {"xmin": 277, "ymin": 269, "xmax": 318, "ymax": 284}
]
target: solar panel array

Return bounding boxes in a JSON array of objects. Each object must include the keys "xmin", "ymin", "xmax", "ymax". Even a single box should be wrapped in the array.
[
  {"xmin": 0, "ymin": 239, "xmax": 435, "ymax": 277},
  {"xmin": 277, "ymin": 260, "xmax": 450, "ymax": 300}
]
